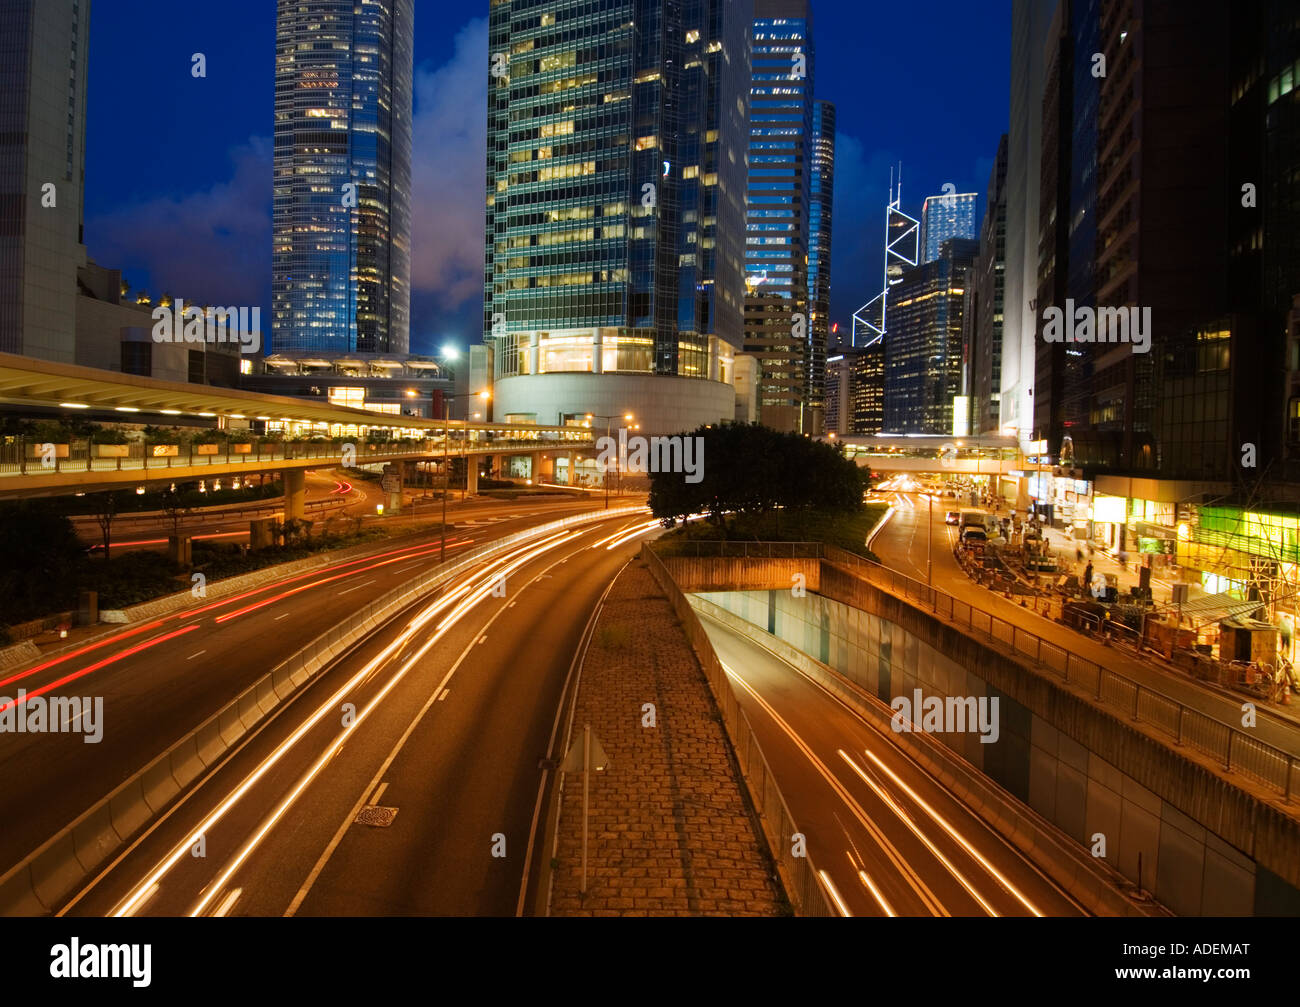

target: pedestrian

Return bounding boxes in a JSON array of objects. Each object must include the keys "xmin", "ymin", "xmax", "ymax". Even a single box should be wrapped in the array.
[
  {"xmin": 1084, "ymin": 561, "xmax": 1093, "ymax": 593},
  {"xmin": 1076, "ymin": 545, "xmax": 1084, "ymax": 564}
]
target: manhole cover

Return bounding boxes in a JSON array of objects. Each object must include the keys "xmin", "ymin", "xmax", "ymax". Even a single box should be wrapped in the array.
[{"xmin": 354, "ymin": 805, "xmax": 399, "ymax": 827}]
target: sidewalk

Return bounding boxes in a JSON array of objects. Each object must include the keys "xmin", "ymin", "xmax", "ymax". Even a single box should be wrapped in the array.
[{"xmin": 548, "ymin": 561, "xmax": 784, "ymax": 916}]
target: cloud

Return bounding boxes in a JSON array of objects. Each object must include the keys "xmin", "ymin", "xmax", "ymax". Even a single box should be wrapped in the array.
[
  {"xmin": 409, "ymin": 18, "xmax": 488, "ymax": 323},
  {"xmin": 85, "ymin": 137, "xmax": 272, "ymax": 309}
]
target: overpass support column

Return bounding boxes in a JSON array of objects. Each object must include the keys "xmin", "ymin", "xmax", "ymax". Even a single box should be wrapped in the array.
[
  {"xmin": 466, "ymin": 456, "xmax": 479, "ymax": 496},
  {"xmin": 284, "ymin": 468, "xmax": 306, "ymax": 521}
]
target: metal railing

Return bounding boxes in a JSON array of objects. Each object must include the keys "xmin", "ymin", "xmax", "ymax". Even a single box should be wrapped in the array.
[
  {"xmin": 821, "ymin": 544, "xmax": 1300, "ymax": 802},
  {"xmin": 647, "ymin": 539, "xmax": 1300, "ymax": 802},
  {"xmin": 651, "ymin": 539, "xmax": 825, "ymax": 559},
  {"xmin": 642, "ymin": 544, "xmax": 834, "ymax": 916},
  {"xmin": 0, "ymin": 433, "xmax": 596, "ymax": 479}
]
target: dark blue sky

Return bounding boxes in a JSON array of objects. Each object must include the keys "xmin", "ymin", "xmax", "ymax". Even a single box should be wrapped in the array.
[{"xmin": 84, "ymin": 1, "xmax": 1009, "ymax": 356}]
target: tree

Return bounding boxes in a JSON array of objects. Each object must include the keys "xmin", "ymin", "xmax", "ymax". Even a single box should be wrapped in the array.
[
  {"xmin": 91, "ymin": 490, "xmax": 130, "ymax": 562},
  {"xmin": 648, "ymin": 423, "xmax": 867, "ymax": 527}
]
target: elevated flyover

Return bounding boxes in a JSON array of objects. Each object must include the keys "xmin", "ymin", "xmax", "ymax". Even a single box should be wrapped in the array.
[
  {"xmin": 826, "ymin": 433, "xmax": 1046, "ymax": 476},
  {"xmin": 0, "ymin": 351, "xmax": 593, "ymax": 501}
]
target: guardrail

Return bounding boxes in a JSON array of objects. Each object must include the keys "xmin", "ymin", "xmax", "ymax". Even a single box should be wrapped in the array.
[
  {"xmin": 0, "ymin": 433, "xmax": 596, "ymax": 479},
  {"xmin": 646, "ymin": 539, "xmax": 1300, "ymax": 804},
  {"xmin": 0, "ymin": 505, "xmax": 646, "ymax": 916},
  {"xmin": 651, "ymin": 540, "xmax": 825, "ymax": 559},
  {"xmin": 821, "ymin": 544, "xmax": 1300, "ymax": 802},
  {"xmin": 642, "ymin": 544, "xmax": 833, "ymax": 916}
]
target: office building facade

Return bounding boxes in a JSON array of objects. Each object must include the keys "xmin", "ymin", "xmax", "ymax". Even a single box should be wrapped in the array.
[
  {"xmin": 742, "ymin": 0, "xmax": 815, "ymax": 434},
  {"xmin": 1002, "ymin": 0, "xmax": 1056, "ymax": 445},
  {"xmin": 271, "ymin": 0, "xmax": 413, "ymax": 357},
  {"xmin": 825, "ymin": 344, "xmax": 882, "ymax": 436},
  {"xmin": 969, "ymin": 134, "xmax": 1007, "ymax": 435},
  {"xmin": 0, "ymin": 0, "xmax": 89, "ymax": 363},
  {"xmin": 919, "ymin": 190, "xmax": 976, "ymax": 265},
  {"xmin": 807, "ymin": 98, "xmax": 834, "ymax": 433},
  {"xmin": 484, "ymin": 0, "xmax": 751, "ymax": 434},
  {"xmin": 884, "ymin": 237, "xmax": 978, "ymax": 434}
]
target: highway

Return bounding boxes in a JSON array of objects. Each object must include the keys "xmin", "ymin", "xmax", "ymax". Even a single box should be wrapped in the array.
[
  {"xmin": 0, "ymin": 495, "xmax": 626, "ymax": 878},
  {"xmin": 698, "ymin": 612, "xmax": 1084, "ymax": 917},
  {"xmin": 871, "ymin": 490, "xmax": 1300, "ymax": 755},
  {"xmin": 53, "ymin": 510, "xmax": 663, "ymax": 917}
]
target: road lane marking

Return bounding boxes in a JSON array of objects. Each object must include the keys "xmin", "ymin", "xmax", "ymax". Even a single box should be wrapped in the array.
[
  {"xmin": 274, "ymin": 612, "xmax": 291, "ymax": 621},
  {"xmin": 338, "ymin": 579, "xmax": 377, "ymax": 596},
  {"xmin": 368, "ymin": 782, "xmax": 388, "ymax": 806},
  {"xmin": 187, "ymin": 651, "xmax": 207, "ymax": 661},
  {"xmin": 842, "ymin": 748, "xmax": 1044, "ymax": 917},
  {"xmin": 285, "ymin": 527, "xmax": 604, "ymax": 917},
  {"xmin": 717, "ymin": 654, "xmax": 948, "ymax": 916},
  {"xmin": 437, "ymin": 689, "xmax": 449, "ymax": 702}
]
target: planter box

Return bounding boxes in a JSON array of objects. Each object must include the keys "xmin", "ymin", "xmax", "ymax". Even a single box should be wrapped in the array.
[
  {"xmin": 150, "ymin": 444, "xmax": 179, "ymax": 458},
  {"xmin": 231, "ymin": 442, "xmax": 253, "ymax": 454},
  {"xmin": 28, "ymin": 442, "xmax": 69, "ymax": 458},
  {"xmin": 94, "ymin": 444, "xmax": 130, "ymax": 458},
  {"xmin": 195, "ymin": 444, "xmax": 221, "ymax": 455}
]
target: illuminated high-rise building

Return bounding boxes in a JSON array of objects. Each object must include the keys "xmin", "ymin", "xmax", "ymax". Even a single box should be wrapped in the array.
[
  {"xmin": 271, "ymin": 0, "xmax": 413, "ymax": 355},
  {"xmin": 919, "ymin": 190, "xmax": 977, "ymax": 264},
  {"xmin": 484, "ymin": 0, "xmax": 752, "ymax": 435},
  {"xmin": 743, "ymin": 0, "xmax": 815, "ymax": 434}
]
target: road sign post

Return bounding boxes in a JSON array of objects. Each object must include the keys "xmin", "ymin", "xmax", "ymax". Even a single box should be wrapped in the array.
[{"xmin": 561, "ymin": 722, "xmax": 609, "ymax": 896}]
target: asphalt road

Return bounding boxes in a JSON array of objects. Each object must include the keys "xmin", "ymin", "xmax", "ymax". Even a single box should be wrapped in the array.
[
  {"xmin": 871, "ymin": 491, "xmax": 1300, "ymax": 756},
  {"xmin": 698, "ymin": 612, "xmax": 1084, "ymax": 917},
  {"xmin": 57, "ymin": 511, "xmax": 662, "ymax": 917},
  {"xmin": 0, "ymin": 495, "xmax": 620, "ymax": 875}
]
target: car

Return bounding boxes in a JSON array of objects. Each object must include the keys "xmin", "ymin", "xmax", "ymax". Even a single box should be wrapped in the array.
[
  {"xmin": 961, "ymin": 527, "xmax": 988, "ymax": 549},
  {"xmin": 945, "ymin": 510, "xmax": 960, "ymax": 525}
]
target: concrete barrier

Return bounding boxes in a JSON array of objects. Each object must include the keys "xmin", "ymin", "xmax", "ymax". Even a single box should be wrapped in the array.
[{"xmin": 690, "ymin": 596, "xmax": 1162, "ymax": 917}]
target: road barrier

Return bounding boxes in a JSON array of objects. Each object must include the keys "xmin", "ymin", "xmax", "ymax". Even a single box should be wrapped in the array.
[
  {"xmin": 685, "ymin": 594, "xmax": 1163, "ymax": 917},
  {"xmin": 818, "ymin": 545, "xmax": 1300, "ymax": 802},
  {"xmin": 642, "ymin": 544, "xmax": 834, "ymax": 916},
  {"xmin": 0, "ymin": 506, "xmax": 645, "ymax": 916},
  {"xmin": 657, "ymin": 541, "xmax": 1300, "ymax": 803}
]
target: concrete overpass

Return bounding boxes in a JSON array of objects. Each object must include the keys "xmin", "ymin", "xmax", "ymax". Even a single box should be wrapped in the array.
[{"xmin": 0, "ymin": 351, "xmax": 594, "ymax": 511}]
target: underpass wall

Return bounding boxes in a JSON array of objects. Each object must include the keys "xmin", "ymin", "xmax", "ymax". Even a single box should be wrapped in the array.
[{"xmin": 673, "ymin": 559, "xmax": 1300, "ymax": 916}]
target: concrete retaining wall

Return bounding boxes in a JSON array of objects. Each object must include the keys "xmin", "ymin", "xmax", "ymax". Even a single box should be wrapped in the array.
[{"xmin": 665, "ymin": 554, "xmax": 1300, "ymax": 916}]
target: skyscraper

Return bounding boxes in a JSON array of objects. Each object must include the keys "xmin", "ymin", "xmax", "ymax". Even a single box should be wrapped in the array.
[
  {"xmin": 0, "ymin": 0, "xmax": 89, "ymax": 362},
  {"xmin": 969, "ymin": 134, "xmax": 1007, "ymax": 435},
  {"xmin": 807, "ymin": 98, "xmax": 835, "ymax": 433},
  {"xmin": 484, "ymin": 0, "xmax": 752, "ymax": 434},
  {"xmin": 272, "ymin": 0, "xmax": 413, "ymax": 357},
  {"xmin": 919, "ymin": 190, "xmax": 976, "ymax": 264},
  {"xmin": 742, "ymin": 0, "xmax": 815, "ymax": 434},
  {"xmin": 884, "ymin": 237, "xmax": 979, "ymax": 434},
  {"xmin": 1002, "ymin": 0, "xmax": 1056, "ymax": 446}
]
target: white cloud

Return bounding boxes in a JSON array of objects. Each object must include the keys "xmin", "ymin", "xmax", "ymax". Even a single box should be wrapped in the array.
[{"xmin": 85, "ymin": 137, "xmax": 272, "ymax": 309}]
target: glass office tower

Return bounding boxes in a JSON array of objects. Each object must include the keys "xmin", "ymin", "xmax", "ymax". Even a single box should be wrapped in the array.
[
  {"xmin": 272, "ymin": 0, "xmax": 413, "ymax": 356},
  {"xmin": 807, "ymin": 98, "xmax": 834, "ymax": 429},
  {"xmin": 919, "ymin": 190, "xmax": 977, "ymax": 264},
  {"xmin": 484, "ymin": 0, "xmax": 752, "ymax": 433},
  {"xmin": 742, "ymin": 0, "xmax": 814, "ymax": 434}
]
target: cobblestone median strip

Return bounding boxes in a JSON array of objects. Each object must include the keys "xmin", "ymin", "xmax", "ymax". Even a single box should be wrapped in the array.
[{"xmin": 549, "ymin": 561, "xmax": 784, "ymax": 917}]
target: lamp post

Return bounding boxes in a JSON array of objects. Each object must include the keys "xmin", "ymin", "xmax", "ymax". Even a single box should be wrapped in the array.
[
  {"xmin": 585, "ymin": 411, "xmax": 634, "ymax": 509},
  {"xmin": 440, "ymin": 389, "xmax": 490, "ymax": 563}
]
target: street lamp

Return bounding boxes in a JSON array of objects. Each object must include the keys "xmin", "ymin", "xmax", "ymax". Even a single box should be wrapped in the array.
[
  {"xmin": 585, "ymin": 411, "xmax": 634, "ymax": 509},
  {"xmin": 440, "ymin": 389, "xmax": 491, "ymax": 563}
]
